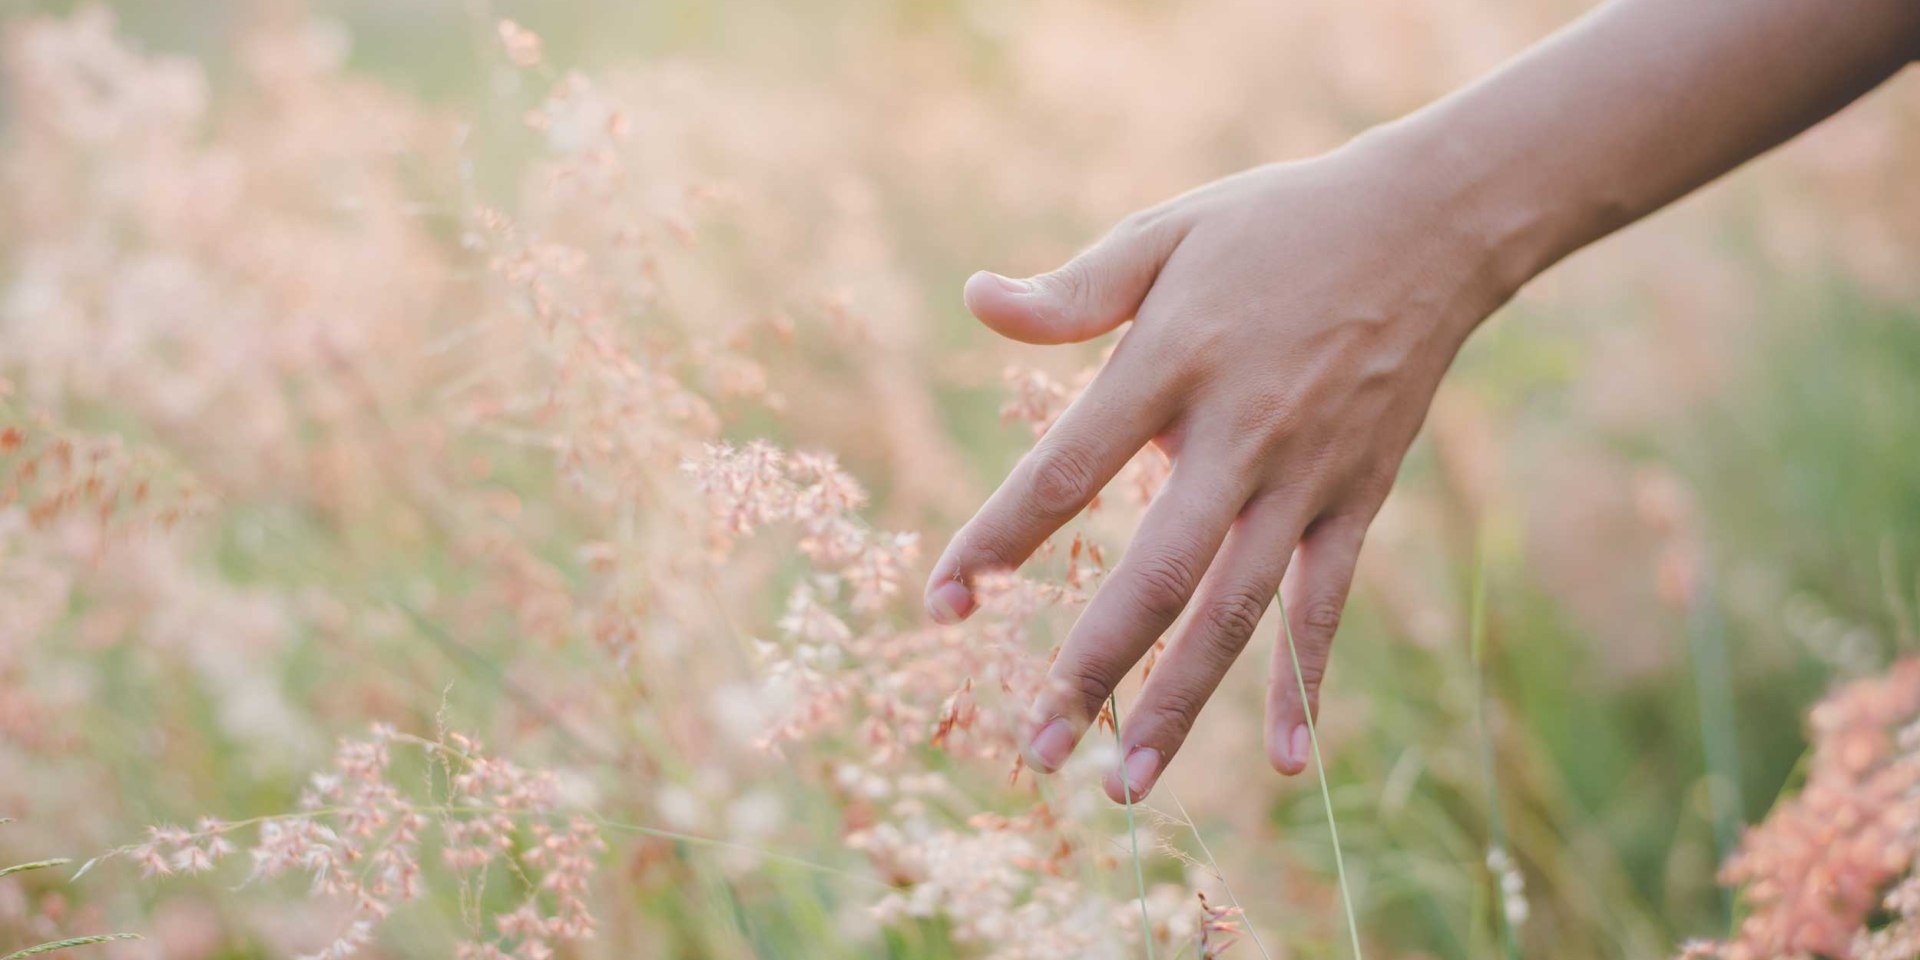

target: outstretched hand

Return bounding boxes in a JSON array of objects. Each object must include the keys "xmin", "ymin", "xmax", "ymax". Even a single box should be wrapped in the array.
[{"xmin": 925, "ymin": 137, "xmax": 1516, "ymax": 803}]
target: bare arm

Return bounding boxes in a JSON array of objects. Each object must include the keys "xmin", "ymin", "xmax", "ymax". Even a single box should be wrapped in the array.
[
  {"xmin": 1411, "ymin": 0, "xmax": 1920, "ymax": 296},
  {"xmin": 925, "ymin": 0, "xmax": 1919, "ymax": 804}
]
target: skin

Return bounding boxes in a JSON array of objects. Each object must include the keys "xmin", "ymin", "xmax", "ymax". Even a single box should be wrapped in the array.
[{"xmin": 925, "ymin": 0, "xmax": 1920, "ymax": 805}]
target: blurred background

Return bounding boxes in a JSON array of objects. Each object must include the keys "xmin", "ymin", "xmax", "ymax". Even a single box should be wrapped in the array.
[{"xmin": 1, "ymin": 0, "xmax": 1917, "ymax": 958}]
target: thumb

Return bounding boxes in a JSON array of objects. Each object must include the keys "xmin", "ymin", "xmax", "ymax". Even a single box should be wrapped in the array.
[{"xmin": 963, "ymin": 212, "xmax": 1186, "ymax": 345}]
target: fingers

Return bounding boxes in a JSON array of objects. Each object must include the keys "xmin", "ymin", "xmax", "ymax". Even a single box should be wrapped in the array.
[
  {"xmin": 1102, "ymin": 495, "xmax": 1309, "ymax": 803},
  {"xmin": 1266, "ymin": 516, "xmax": 1367, "ymax": 776},
  {"xmin": 1023, "ymin": 462, "xmax": 1246, "ymax": 776},
  {"xmin": 924, "ymin": 344, "xmax": 1173, "ymax": 624},
  {"xmin": 963, "ymin": 210, "xmax": 1187, "ymax": 346},
  {"xmin": 933, "ymin": 206, "xmax": 1189, "ymax": 619}
]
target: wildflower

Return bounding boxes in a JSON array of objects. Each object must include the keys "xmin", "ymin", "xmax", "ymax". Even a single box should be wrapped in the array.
[
  {"xmin": 1196, "ymin": 891, "xmax": 1243, "ymax": 959},
  {"xmin": 132, "ymin": 727, "xmax": 601, "ymax": 960},
  {"xmin": 1691, "ymin": 657, "xmax": 1920, "ymax": 960}
]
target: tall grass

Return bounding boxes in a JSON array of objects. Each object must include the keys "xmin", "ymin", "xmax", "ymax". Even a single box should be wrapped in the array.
[
  {"xmin": 0, "ymin": 823, "xmax": 138, "ymax": 960},
  {"xmin": 1112, "ymin": 695, "xmax": 1157, "ymax": 960},
  {"xmin": 1, "ymin": 2, "xmax": 1917, "ymax": 958},
  {"xmin": 1467, "ymin": 543, "xmax": 1521, "ymax": 960},
  {"xmin": 1281, "ymin": 598, "xmax": 1364, "ymax": 960}
]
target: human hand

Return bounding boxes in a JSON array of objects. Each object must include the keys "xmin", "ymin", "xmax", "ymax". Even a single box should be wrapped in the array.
[{"xmin": 925, "ymin": 134, "xmax": 1523, "ymax": 803}]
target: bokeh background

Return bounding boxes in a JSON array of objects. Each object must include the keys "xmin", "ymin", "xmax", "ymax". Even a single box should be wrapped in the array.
[{"xmin": 2, "ymin": 1, "xmax": 1917, "ymax": 958}]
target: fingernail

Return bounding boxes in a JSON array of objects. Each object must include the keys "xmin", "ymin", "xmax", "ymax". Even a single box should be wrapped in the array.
[
  {"xmin": 1289, "ymin": 724, "xmax": 1312, "ymax": 769},
  {"xmin": 926, "ymin": 579, "xmax": 972, "ymax": 624},
  {"xmin": 1121, "ymin": 747, "xmax": 1162, "ymax": 798},
  {"xmin": 1027, "ymin": 717, "xmax": 1076, "ymax": 773}
]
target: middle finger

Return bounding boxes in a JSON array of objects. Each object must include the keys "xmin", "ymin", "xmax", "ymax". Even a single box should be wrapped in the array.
[{"xmin": 1023, "ymin": 455, "xmax": 1249, "ymax": 773}]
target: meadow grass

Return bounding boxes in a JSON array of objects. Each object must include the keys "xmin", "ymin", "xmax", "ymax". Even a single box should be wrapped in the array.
[{"xmin": 1, "ymin": 2, "xmax": 1917, "ymax": 958}]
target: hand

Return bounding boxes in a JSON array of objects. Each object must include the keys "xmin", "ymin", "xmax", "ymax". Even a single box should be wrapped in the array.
[{"xmin": 924, "ymin": 133, "xmax": 1520, "ymax": 803}]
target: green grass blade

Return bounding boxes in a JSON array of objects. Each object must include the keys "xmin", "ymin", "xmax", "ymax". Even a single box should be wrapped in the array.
[
  {"xmin": 0, "ymin": 859, "xmax": 71, "ymax": 881},
  {"xmin": 1280, "ymin": 596, "xmax": 1364, "ymax": 960},
  {"xmin": 1111, "ymin": 695, "xmax": 1157, "ymax": 960},
  {"xmin": 2, "ymin": 934, "xmax": 142, "ymax": 960},
  {"xmin": 1468, "ymin": 544, "xmax": 1522, "ymax": 960},
  {"xmin": 1685, "ymin": 565, "xmax": 1744, "ymax": 923}
]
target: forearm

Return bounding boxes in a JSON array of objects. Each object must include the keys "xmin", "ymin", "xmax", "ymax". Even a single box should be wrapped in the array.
[{"xmin": 1370, "ymin": 0, "xmax": 1920, "ymax": 302}]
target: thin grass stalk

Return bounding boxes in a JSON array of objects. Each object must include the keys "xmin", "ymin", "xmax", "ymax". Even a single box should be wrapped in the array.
[
  {"xmin": 1111, "ymin": 695, "xmax": 1157, "ymax": 960},
  {"xmin": 1, "ymin": 934, "xmax": 142, "ymax": 960},
  {"xmin": 1684, "ymin": 561, "xmax": 1744, "ymax": 924},
  {"xmin": 0, "ymin": 859, "xmax": 71, "ymax": 881},
  {"xmin": 1468, "ymin": 542, "xmax": 1522, "ymax": 960},
  {"xmin": 1278, "ymin": 596, "xmax": 1364, "ymax": 960},
  {"xmin": 1166, "ymin": 789, "xmax": 1274, "ymax": 960}
]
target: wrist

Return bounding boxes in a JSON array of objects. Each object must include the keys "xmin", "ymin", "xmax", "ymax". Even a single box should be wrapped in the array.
[{"xmin": 1347, "ymin": 111, "xmax": 1579, "ymax": 316}]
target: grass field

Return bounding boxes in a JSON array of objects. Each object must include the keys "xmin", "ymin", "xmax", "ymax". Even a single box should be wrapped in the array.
[{"xmin": 2, "ymin": 2, "xmax": 1918, "ymax": 958}]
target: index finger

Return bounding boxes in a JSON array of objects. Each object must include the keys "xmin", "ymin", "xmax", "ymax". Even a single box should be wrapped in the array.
[{"xmin": 924, "ymin": 349, "xmax": 1172, "ymax": 624}]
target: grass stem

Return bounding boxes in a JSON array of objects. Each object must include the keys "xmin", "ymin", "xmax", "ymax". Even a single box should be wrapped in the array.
[
  {"xmin": 1279, "ymin": 596, "xmax": 1364, "ymax": 960},
  {"xmin": 1685, "ymin": 564, "xmax": 1744, "ymax": 923},
  {"xmin": 1468, "ymin": 543, "xmax": 1522, "ymax": 960},
  {"xmin": 1, "ymin": 934, "xmax": 142, "ymax": 960},
  {"xmin": 1166, "ymin": 789, "xmax": 1274, "ymax": 960},
  {"xmin": 1111, "ymin": 695, "xmax": 1158, "ymax": 960}
]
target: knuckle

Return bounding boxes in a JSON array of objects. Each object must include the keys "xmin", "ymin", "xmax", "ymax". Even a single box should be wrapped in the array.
[
  {"xmin": 1300, "ymin": 596, "xmax": 1346, "ymax": 639},
  {"xmin": 1128, "ymin": 550, "xmax": 1201, "ymax": 622},
  {"xmin": 1148, "ymin": 686, "xmax": 1208, "ymax": 738},
  {"xmin": 1300, "ymin": 665, "xmax": 1327, "ymax": 699},
  {"xmin": 1200, "ymin": 589, "xmax": 1270, "ymax": 648},
  {"xmin": 1025, "ymin": 440, "xmax": 1102, "ymax": 517},
  {"xmin": 1116, "ymin": 199, "xmax": 1188, "ymax": 246},
  {"xmin": 1046, "ymin": 260, "xmax": 1097, "ymax": 315},
  {"xmin": 1155, "ymin": 321, "xmax": 1215, "ymax": 374},
  {"xmin": 1112, "ymin": 209, "xmax": 1161, "ymax": 246},
  {"xmin": 1306, "ymin": 440, "xmax": 1351, "ymax": 481},
  {"xmin": 1363, "ymin": 464, "xmax": 1402, "ymax": 506},
  {"xmin": 955, "ymin": 520, "xmax": 1018, "ymax": 571},
  {"xmin": 1291, "ymin": 636, "xmax": 1332, "ymax": 697},
  {"xmin": 1058, "ymin": 664, "xmax": 1117, "ymax": 720}
]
